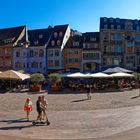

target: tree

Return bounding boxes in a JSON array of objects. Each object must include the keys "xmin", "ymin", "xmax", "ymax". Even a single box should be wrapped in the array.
[
  {"xmin": 31, "ymin": 73, "xmax": 45, "ymax": 85},
  {"xmin": 48, "ymin": 73, "xmax": 61, "ymax": 86}
]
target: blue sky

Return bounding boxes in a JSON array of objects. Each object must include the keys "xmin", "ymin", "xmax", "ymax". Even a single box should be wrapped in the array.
[{"xmin": 1, "ymin": 0, "xmax": 140, "ymax": 32}]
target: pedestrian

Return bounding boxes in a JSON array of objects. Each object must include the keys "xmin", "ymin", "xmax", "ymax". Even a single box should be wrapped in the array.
[
  {"xmin": 24, "ymin": 98, "xmax": 32, "ymax": 121},
  {"xmin": 41, "ymin": 95, "xmax": 50, "ymax": 124},
  {"xmin": 36, "ymin": 96, "xmax": 44, "ymax": 122},
  {"xmin": 86, "ymin": 84, "xmax": 91, "ymax": 100}
]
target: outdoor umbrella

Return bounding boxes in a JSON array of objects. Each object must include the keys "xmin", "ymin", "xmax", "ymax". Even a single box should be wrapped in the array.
[
  {"xmin": 110, "ymin": 72, "xmax": 134, "ymax": 78},
  {"xmin": 90, "ymin": 72, "xmax": 112, "ymax": 78},
  {"xmin": 0, "ymin": 70, "xmax": 30, "ymax": 80},
  {"xmin": 103, "ymin": 67, "xmax": 133, "ymax": 74},
  {"xmin": 67, "ymin": 72, "xmax": 89, "ymax": 78}
]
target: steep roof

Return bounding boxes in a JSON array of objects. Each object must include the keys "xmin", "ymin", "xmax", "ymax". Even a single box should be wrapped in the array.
[
  {"xmin": 82, "ymin": 32, "xmax": 99, "ymax": 43},
  {"xmin": 0, "ymin": 26, "xmax": 26, "ymax": 46},
  {"xmin": 28, "ymin": 28, "xmax": 53, "ymax": 46},
  {"xmin": 47, "ymin": 24, "xmax": 69, "ymax": 48},
  {"xmin": 65, "ymin": 34, "xmax": 83, "ymax": 49}
]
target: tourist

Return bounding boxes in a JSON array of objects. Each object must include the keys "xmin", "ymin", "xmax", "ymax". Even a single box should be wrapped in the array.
[
  {"xmin": 86, "ymin": 84, "xmax": 91, "ymax": 100},
  {"xmin": 24, "ymin": 98, "xmax": 32, "ymax": 121},
  {"xmin": 41, "ymin": 95, "xmax": 50, "ymax": 124}
]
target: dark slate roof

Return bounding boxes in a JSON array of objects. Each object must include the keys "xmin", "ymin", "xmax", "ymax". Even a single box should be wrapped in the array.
[
  {"xmin": 100, "ymin": 17, "xmax": 140, "ymax": 30},
  {"xmin": 0, "ymin": 26, "xmax": 26, "ymax": 46},
  {"xmin": 47, "ymin": 24, "xmax": 69, "ymax": 48},
  {"xmin": 65, "ymin": 35, "xmax": 83, "ymax": 49},
  {"xmin": 82, "ymin": 32, "xmax": 99, "ymax": 43},
  {"xmin": 28, "ymin": 28, "xmax": 53, "ymax": 46}
]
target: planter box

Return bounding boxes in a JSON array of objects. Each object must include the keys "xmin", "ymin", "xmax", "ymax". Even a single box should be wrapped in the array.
[
  {"xmin": 50, "ymin": 86, "xmax": 62, "ymax": 92},
  {"xmin": 31, "ymin": 85, "xmax": 42, "ymax": 92}
]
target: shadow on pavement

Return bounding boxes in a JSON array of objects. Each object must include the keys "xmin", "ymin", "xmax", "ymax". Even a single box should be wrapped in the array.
[
  {"xmin": 0, "ymin": 125, "xmax": 33, "ymax": 130},
  {"xmin": 71, "ymin": 98, "xmax": 88, "ymax": 103},
  {"xmin": 131, "ymin": 95, "xmax": 140, "ymax": 99},
  {"xmin": 0, "ymin": 118, "xmax": 32, "ymax": 124}
]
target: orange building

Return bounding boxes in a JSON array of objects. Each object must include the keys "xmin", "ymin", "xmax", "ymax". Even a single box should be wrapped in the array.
[
  {"xmin": 64, "ymin": 34, "xmax": 83, "ymax": 72},
  {"xmin": 0, "ymin": 26, "xmax": 27, "ymax": 71}
]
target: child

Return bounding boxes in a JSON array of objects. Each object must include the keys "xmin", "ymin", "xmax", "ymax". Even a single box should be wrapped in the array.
[{"xmin": 24, "ymin": 98, "xmax": 32, "ymax": 121}]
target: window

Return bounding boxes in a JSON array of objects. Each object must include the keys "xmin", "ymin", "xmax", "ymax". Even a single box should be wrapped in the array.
[
  {"xmin": 54, "ymin": 32, "xmax": 58, "ymax": 38},
  {"xmin": 16, "ymin": 51, "xmax": 20, "ymax": 57},
  {"xmin": 104, "ymin": 25, "xmax": 108, "ymax": 29},
  {"xmin": 39, "ymin": 49, "xmax": 44, "ymax": 57},
  {"xmin": 90, "ymin": 37, "xmax": 96, "ymax": 41},
  {"xmin": 136, "ymin": 26, "xmax": 140, "ymax": 31},
  {"xmin": 31, "ymin": 61, "xmax": 38, "ymax": 68},
  {"xmin": 135, "ymin": 20, "xmax": 138, "ymax": 25},
  {"xmin": 3, "ymin": 38, "xmax": 13, "ymax": 43},
  {"xmin": 34, "ymin": 51, "xmax": 38, "ymax": 57},
  {"xmin": 110, "ymin": 18, "xmax": 114, "ymax": 23},
  {"xmin": 116, "ymin": 18, "xmax": 120, "ymax": 23},
  {"xmin": 40, "ymin": 62, "xmax": 42, "ymax": 68},
  {"xmin": 67, "ymin": 50, "xmax": 72, "ymax": 54},
  {"xmin": 55, "ymin": 60, "xmax": 59, "ymax": 67},
  {"xmin": 55, "ymin": 50, "xmax": 59, "ymax": 56},
  {"xmin": 57, "ymin": 40, "xmax": 61, "ymax": 46},
  {"xmin": 73, "ymin": 42, "xmax": 79, "ymax": 46},
  {"xmin": 74, "ymin": 58, "xmax": 79, "ymax": 63},
  {"xmin": 34, "ymin": 40, "xmax": 38, "ymax": 45},
  {"xmin": 117, "ymin": 33, "xmax": 121, "ymax": 40},
  {"xmin": 111, "ymin": 25, "xmax": 114, "ymax": 29},
  {"xmin": 104, "ymin": 17, "xmax": 107, "ymax": 22},
  {"xmin": 51, "ymin": 40, "xmax": 55, "ymax": 46},
  {"xmin": 117, "ymin": 25, "xmax": 121, "ymax": 30},
  {"xmin": 15, "ymin": 62, "xmax": 21, "ymax": 68},
  {"xmin": 135, "ymin": 36, "xmax": 140, "ymax": 42},
  {"xmin": 30, "ymin": 50, "xmax": 34, "ymax": 57},
  {"xmin": 39, "ymin": 34, "xmax": 43, "ymax": 39},
  {"xmin": 111, "ymin": 34, "xmax": 115, "ymax": 40},
  {"xmin": 48, "ymin": 50, "xmax": 53, "ymax": 56},
  {"xmin": 48, "ymin": 60, "xmax": 53, "ymax": 67},
  {"xmin": 27, "ymin": 62, "xmax": 29, "ymax": 68},
  {"xmin": 59, "ymin": 32, "xmax": 63, "ymax": 37},
  {"xmin": 113, "ymin": 58, "xmax": 119, "ymax": 65},
  {"xmin": 74, "ymin": 50, "xmax": 78, "ymax": 54}
]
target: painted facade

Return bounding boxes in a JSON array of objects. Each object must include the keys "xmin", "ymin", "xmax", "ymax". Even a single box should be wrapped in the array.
[
  {"xmin": 0, "ymin": 26, "xmax": 27, "ymax": 71},
  {"xmin": 100, "ymin": 17, "xmax": 140, "ymax": 71},
  {"xmin": 47, "ymin": 24, "xmax": 71, "ymax": 73},
  {"xmin": 82, "ymin": 32, "xmax": 101, "ymax": 73},
  {"xmin": 64, "ymin": 32, "xmax": 83, "ymax": 72}
]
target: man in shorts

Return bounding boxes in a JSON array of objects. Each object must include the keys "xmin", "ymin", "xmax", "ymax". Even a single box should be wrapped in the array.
[
  {"xmin": 36, "ymin": 96, "xmax": 45, "ymax": 122},
  {"xmin": 41, "ymin": 95, "xmax": 50, "ymax": 124}
]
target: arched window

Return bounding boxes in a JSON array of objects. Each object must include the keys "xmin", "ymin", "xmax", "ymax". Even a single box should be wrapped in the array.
[
  {"xmin": 59, "ymin": 32, "xmax": 63, "ymax": 37},
  {"xmin": 54, "ymin": 32, "xmax": 58, "ymax": 38},
  {"xmin": 39, "ymin": 49, "xmax": 44, "ymax": 57},
  {"xmin": 51, "ymin": 40, "xmax": 55, "ymax": 46},
  {"xmin": 57, "ymin": 40, "xmax": 61, "ymax": 46},
  {"xmin": 32, "ymin": 61, "xmax": 38, "ymax": 68}
]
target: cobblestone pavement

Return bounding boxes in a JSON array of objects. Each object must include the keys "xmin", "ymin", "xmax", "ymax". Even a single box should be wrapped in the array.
[{"xmin": 1, "ymin": 105, "xmax": 140, "ymax": 139}]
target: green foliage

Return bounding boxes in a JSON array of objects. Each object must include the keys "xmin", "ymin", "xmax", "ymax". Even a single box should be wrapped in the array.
[
  {"xmin": 48, "ymin": 73, "xmax": 61, "ymax": 84},
  {"xmin": 133, "ymin": 72, "xmax": 140, "ymax": 80},
  {"xmin": 31, "ymin": 73, "xmax": 45, "ymax": 84}
]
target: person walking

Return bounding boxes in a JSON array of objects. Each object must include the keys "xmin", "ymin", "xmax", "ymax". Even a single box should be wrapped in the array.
[
  {"xmin": 41, "ymin": 95, "xmax": 50, "ymax": 124},
  {"xmin": 24, "ymin": 98, "xmax": 32, "ymax": 121}
]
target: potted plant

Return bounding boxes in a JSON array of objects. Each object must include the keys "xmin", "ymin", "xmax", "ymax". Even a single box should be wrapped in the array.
[
  {"xmin": 48, "ymin": 73, "xmax": 62, "ymax": 92},
  {"xmin": 30, "ymin": 73, "xmax": 45, "ymax": 91}
]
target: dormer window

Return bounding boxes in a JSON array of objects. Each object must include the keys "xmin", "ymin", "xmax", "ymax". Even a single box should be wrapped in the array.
[
  {"xmin": 51, "ymin": 40, "xmax": 55, "ymax": 46},
  {"xmin": 3, "ymin": 38, "xmax": 13, "ymax": 44},
  {"xmin": 73, "ymin": 42, "xmax": 79, "ymax": 46},
  {"xmin": 39, "ymin": 34, "xmax": 43, "ymax": 39},
  {"xmin": 116, "ymin": 18, "xmax": 120, "ymax": 23},
  {"xmin": 34, "ymin": 40, "xmax": 38, "ymax": 45},
  {"xmin": 90, "ymin": 38, "xmax": 96, "ymax": 41},
  {"xmin": 104, "ymin": 17, "xmax": 107, "ymax": 22},
  {"xmin": 59, "ymin": 32, "xmax": 63, "ymax": 37},
  {"xmin": 57, "ymin": 40, "xmax": 61, "ymax": 46},
  {"xmin": 110, "ymin": 18, "xmax": 114, "ymax": 23},
  {"xmin": 54, "ymin": 32, "xmax": 58, "ymax": 38}
]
